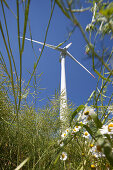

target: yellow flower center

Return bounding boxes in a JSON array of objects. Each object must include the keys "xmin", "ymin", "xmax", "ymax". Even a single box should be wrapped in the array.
[
  {"xmin": 76, "ymin": 126, "xmax": 78, "ymax": 128},
  {"xmin": 62, "ymin": 154, "xmax": 65, "ymax": 159},
  {"xmin": 108, "ymin": 123, "xmax": 113, "ymax": 132},
  {"xmin": 90, "ymin": 144, "xmax": 94, "ymax": 148},
  {"xmin": 84, "ymin": 111, "xmax": 89, "ymax": 115},
  {"xmin": 73, "ymin": 128, "xmax": 76, "ymax": 132},
  {"xmin": 84, "ymin": 132, "xmax": 88, "ymax": 136},
  {"xmin": 82, "ymin": 152, "xmax": 85, "ymax": 156},
  {"xmin": 80, "ymin": 121, "xmax": 83, "ymax": 125},
  {"xmin": 64, "ymin": 133, "xmax": 66, "ymax": 136},
  {"xmin": 91, "ymin": 164, "xmax": 96, "ymax": 168}
]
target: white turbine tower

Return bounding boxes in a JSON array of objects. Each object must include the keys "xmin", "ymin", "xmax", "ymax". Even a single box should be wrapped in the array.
[{"xmin": 20, "ymin": 37, "xmax": 95, "ymax": 131}]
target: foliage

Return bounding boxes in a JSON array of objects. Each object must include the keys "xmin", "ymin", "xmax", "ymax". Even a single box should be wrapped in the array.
[{"xmin": 0, "ymin": 0, "xmax": 113, "ymax": 169}]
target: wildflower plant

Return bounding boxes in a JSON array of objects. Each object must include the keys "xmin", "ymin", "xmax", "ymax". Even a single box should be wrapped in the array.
[{"xmin": 60, "ymin": 152, "xmax": 67, "ymax": 161}]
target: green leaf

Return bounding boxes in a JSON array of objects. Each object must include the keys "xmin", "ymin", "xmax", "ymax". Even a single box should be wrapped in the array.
[
  {"xmin": 70, "ymin": 105, "xmax": 85, "ymax": 125},
  {"xmin": 97, "ymin": 137, "xmax": 113, "ymax": 166},
  {"xmin": 90, "ymin": 112, "xmax": 102, "ymax": 129},
  {"xmin": 54, "ymin": 152, "xmax": 61, "ymax": 165},
  {"xmin": 100, "ymin": 8, "xmax": 113, "ymax": 17},
  {"xmin": 99, "ymin": 2, "xmax": 113, "ymax": 17}
]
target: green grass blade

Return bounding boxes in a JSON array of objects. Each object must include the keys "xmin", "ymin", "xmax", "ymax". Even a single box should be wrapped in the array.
[
  {"xmin": 15, "ymin": 157, "xmax": 30, "ymax": 170},
  {"xmin": 55, "ymin": 0, "xmax": 71, "ymax": 19},
  {"xmin": 3, "ymin": 0, "xmax": 17, "ymax": 18},
  {"xmin": 21, "ymin": 0, "xmax": 31, "ymax": 54},
  {"xmin": 86, "ymin": 90, "xmax": 95, "ymax": 105},
  {"xmin": 0, "ymin": 20, "xmax": 17, "ymax": 110},
  {"xmin": 1, "ymin": 0, "xmax": 19, "ymax": 82}
]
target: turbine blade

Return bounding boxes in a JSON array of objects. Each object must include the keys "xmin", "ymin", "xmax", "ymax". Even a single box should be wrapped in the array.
[
  {"xmin": 64, "ymin": 43, "xmax": 72, "ymax": 49},
  {"xmin": 20, "ymin": 37, "xmax": 63, "ymax": 51},
  {"xmin": 67, "ymin": 51, "xmax": 95, "ymax": 78}
]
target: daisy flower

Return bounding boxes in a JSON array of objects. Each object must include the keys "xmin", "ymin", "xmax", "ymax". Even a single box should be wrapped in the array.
[
  {"xmin": 57, "ymin": 140, "xmax": 64, "ymax": 147},
  {"xmin": 100, "ymin": 123, "xmax": 113, "ymax": 135},
  {"xmin": 75, "ymin": 125, "xmax": 81, "ymax": 130},
  {"xmin": 60, "ymin": 142, "xmax": 64, "ymax": 147},
  {"xmin": 83, "ymin": 131, "xmax": 90, "ymax": 138},
  {"xmin": 82, "ymin": 106, "xmax": 95, "ymax": 119},
  {"xmin": 65, "ymin": 128, "xmax": 70, "ymax": 133},
  {"xmin": 79, "ymin": 106, "xmax": 95, "ymax": 124},
  {"xmin": 72, "ymin": 125, "xmax": 81, "ymax": 133},
  {"xmin": 61, "ymin": 132, "xmax": 67, "ymax": 139},
  {"xmin": 60, "ymin": 152, "xmax": 67, "ymax": 161}
]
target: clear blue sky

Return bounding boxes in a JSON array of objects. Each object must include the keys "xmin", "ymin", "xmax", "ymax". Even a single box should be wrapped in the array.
[{"xmin": 1, "ymin": 1, "xmax": 100, "ymax": 108}]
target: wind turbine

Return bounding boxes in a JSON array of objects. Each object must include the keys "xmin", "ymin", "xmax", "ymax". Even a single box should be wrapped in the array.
[{"xmin": 20, "ymin": 37, "xmax": 95, "ymax": 131}]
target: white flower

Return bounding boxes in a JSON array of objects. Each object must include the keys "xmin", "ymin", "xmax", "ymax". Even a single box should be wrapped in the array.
[
  {"xmin": 57, "ymin": 140, "xmax": 64, "ymax": 147},
  {"xmin": 83, "ymin": 106, "xmax": 95, "ymax": 116},
  {"xmin": 61, "ymin": 132, "xmax": 67, "ymax": 139},
  {"xmin": 72, "ymin": 125, "xmax": 81, "ymax": 133},
  {"xmin": 61, "ymin": 128, "xmax": 71, "ymax": 139},
  {"xmin": 60, "ymin": 152, "xmax": 67, "ymax": 161},
  {"xmin": 81, "ymin": 106, "xmax": 95, "ymax": 121},
  {"xmin": 75, "ymin": 125, "xmax": 81, "ymax": 130},
  {"xmin": 60, "ymin": 142, "xmax": 64, "ymax": 147},
  {"xmin": 100, "ymin": 123, "xmax": 113, "ymax": 135},
  {"xmin": 90, "ymin": 145, "xmax": 105, "ymax": 158},
  {"xmin": 83, "ymin": 131, "xmax": 90, "ymax": 138},
  {"xmin": 65, "ymin": 128, "xmax": 70, "ymax": 133},
  {"xmin": 93, "ymin": 152, "xmax": 105, "ymax": 158}
]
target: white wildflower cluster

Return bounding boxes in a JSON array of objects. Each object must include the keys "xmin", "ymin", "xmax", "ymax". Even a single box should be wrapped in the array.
[
  {"xmin": 59, "ymin": 105, "xmax": 113, "ymax": 163},
  {"xmin": 60, "ymin": 129, "xmax": 68, "ymax": 161},
  {"xmin": 90, "ymin": 144, "xmax": 105, "ymax": 158},
  {"xmin": 59, "ymin": 126, "xmax": 81, "ymax": 161},
  {"xmin": 61, "ymin": 128, "xmax": 71, "ymax": 139},
  {"xmin": 61, "ymin": 126, "xmax": 81, "ymax": 140},
  {"xmin": 72, "ymin": 125, "xmax": 81, "ymax": 134}
]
